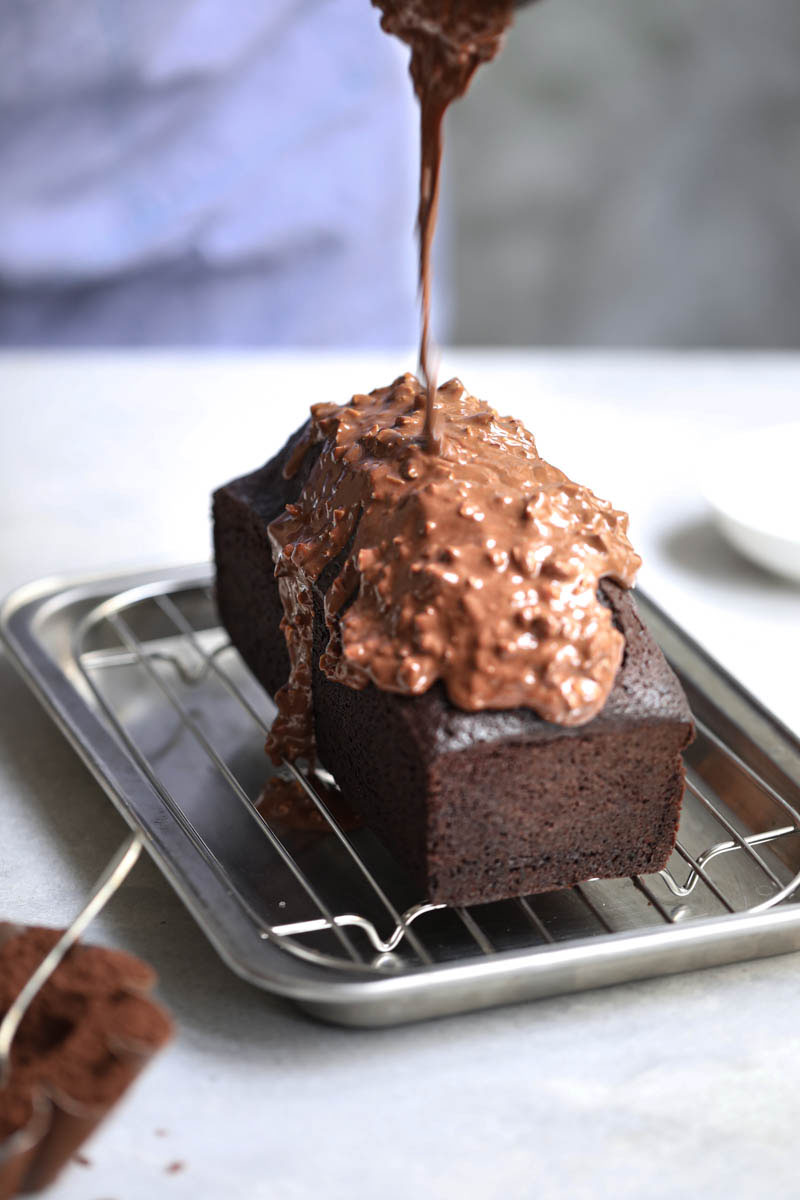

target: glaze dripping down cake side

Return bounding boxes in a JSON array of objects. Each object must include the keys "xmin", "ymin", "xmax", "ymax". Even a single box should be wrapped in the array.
[{"xmin": 213, "ymin": 377, "xmax": 694, "ymax": 905}]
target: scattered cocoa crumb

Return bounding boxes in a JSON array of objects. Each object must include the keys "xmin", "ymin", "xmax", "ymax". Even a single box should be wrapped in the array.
[
  {"xmin": 165, "ymin": 1161, "xmax": 185, "ymax": 1174},
  {"xmin": 74, "ymin": 1152, "xmax": 92, "ymax": 1166},
  {"xmin": 155, "ymin": 1128, "xmax": 169, "ymax": 1137}
]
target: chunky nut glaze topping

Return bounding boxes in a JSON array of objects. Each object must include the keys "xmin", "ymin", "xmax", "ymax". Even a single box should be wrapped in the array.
[
  {"xmin": 266, "ymin": 375, "xmax": 641, "ymax": 762},
  {"xmin": 372, "ymin": 0, "xmax": 514, "ymax": 450}
]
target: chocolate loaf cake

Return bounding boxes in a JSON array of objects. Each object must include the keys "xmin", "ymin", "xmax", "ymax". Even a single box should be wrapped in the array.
[{"xmin": 213, "ymin": 377, "xmax": 694, "ymax": 906}]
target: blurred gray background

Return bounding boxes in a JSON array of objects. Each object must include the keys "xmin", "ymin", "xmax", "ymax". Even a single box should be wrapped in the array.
[
  {"xmin": 449, "ymin": 0, "xmax": 800, "ymax": 347},
  {"xmin": 0, "ymin": 0, "xmax": 797, "ymax": 349}
]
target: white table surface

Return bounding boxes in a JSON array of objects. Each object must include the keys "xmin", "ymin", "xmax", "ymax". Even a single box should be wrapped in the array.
[{"xmin": 1, "ymin": 351, "xmax": 799, "ymax": 1200}]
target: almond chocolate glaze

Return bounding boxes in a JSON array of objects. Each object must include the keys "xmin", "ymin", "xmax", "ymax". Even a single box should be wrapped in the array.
[
  {"xmin": 266, "ymin": 376, "xmax": 641, "ymax": 763},
  {"xmin": 371, "ymin": 0, "xmax": 515, "ymax": 450}
]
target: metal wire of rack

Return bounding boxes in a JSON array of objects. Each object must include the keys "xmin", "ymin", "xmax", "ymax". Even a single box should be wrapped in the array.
[{"xmin": 69, "ymin": 578, "xmax": 800, "ymax": 976}]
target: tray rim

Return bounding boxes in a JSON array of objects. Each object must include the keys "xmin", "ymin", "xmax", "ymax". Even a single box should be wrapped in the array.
[{"xmin": 3, "ymin": 562, "xmax": 800, "ymax": 1027}]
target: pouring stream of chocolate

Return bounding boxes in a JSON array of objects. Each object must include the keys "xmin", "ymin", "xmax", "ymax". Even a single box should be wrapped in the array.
[{"xmin": 373, "ymin": 0, "xmax": 515, "ymax": 451}]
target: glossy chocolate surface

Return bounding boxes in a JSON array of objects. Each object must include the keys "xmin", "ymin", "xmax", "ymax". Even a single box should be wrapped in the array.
[{"xmin": 266, "ymin": 375, "xmax": 640, "ymax": 761}]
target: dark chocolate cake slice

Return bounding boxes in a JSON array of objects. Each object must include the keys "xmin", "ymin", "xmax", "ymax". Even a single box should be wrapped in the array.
[
  {"xmin": 213, "ymin": 377, "xmax": 693, "ymax": 906},
  {"xmin": 0, "ymin": 925, "xmax": 172, "ymax": 1197}
]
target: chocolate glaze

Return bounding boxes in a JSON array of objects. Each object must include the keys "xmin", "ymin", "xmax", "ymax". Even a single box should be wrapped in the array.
[
  {"xmin": 372, "ymin": 0, "xmax": 514, "ymax": 449},
  {"xmin": 255, "ymin": 776, "xmax": 360, "ymax": 835},
  {"xmin": 266, "ymin": 375, "xmax": 641, "ymax": 763}
]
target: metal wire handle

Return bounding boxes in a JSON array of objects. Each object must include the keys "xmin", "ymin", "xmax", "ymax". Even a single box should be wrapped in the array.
[{"xmin": 0, "ymin": 832, "xmax": 142, "ymax": 1088}]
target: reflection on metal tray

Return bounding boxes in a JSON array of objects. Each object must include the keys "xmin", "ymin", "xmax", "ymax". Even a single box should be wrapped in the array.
[{"xmin": 3, "ymin": 565, "xmax": 800, "ymax": 1027}]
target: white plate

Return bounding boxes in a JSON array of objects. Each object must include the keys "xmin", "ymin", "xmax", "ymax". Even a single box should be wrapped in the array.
[{"xmin": 704, "ymin": 422, "xmax": 800, "ymax": 583}]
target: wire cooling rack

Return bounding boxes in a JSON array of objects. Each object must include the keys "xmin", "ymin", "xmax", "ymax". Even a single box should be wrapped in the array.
[
  {"xmin": 72, "ymin": 577, "xmax": 800, "ymax": 968},
  {"xmin": 4, "ymin": 566, "xmax": 800, "ymax": 1024}
]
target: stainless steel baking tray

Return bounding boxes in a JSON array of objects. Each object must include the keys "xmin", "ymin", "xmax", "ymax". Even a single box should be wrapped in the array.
[{"xmin": 3, "ymin": 565, "xmax": 800, "ymax": 1027}]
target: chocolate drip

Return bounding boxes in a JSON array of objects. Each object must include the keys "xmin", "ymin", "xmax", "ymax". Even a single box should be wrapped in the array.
[
  {"xmin": 372, "ymin": 0, "xmax": 514, "ymax": 451},
  {"xmin": 266, "ymin": 376, "xmax": 641, "ymax": 764}
]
